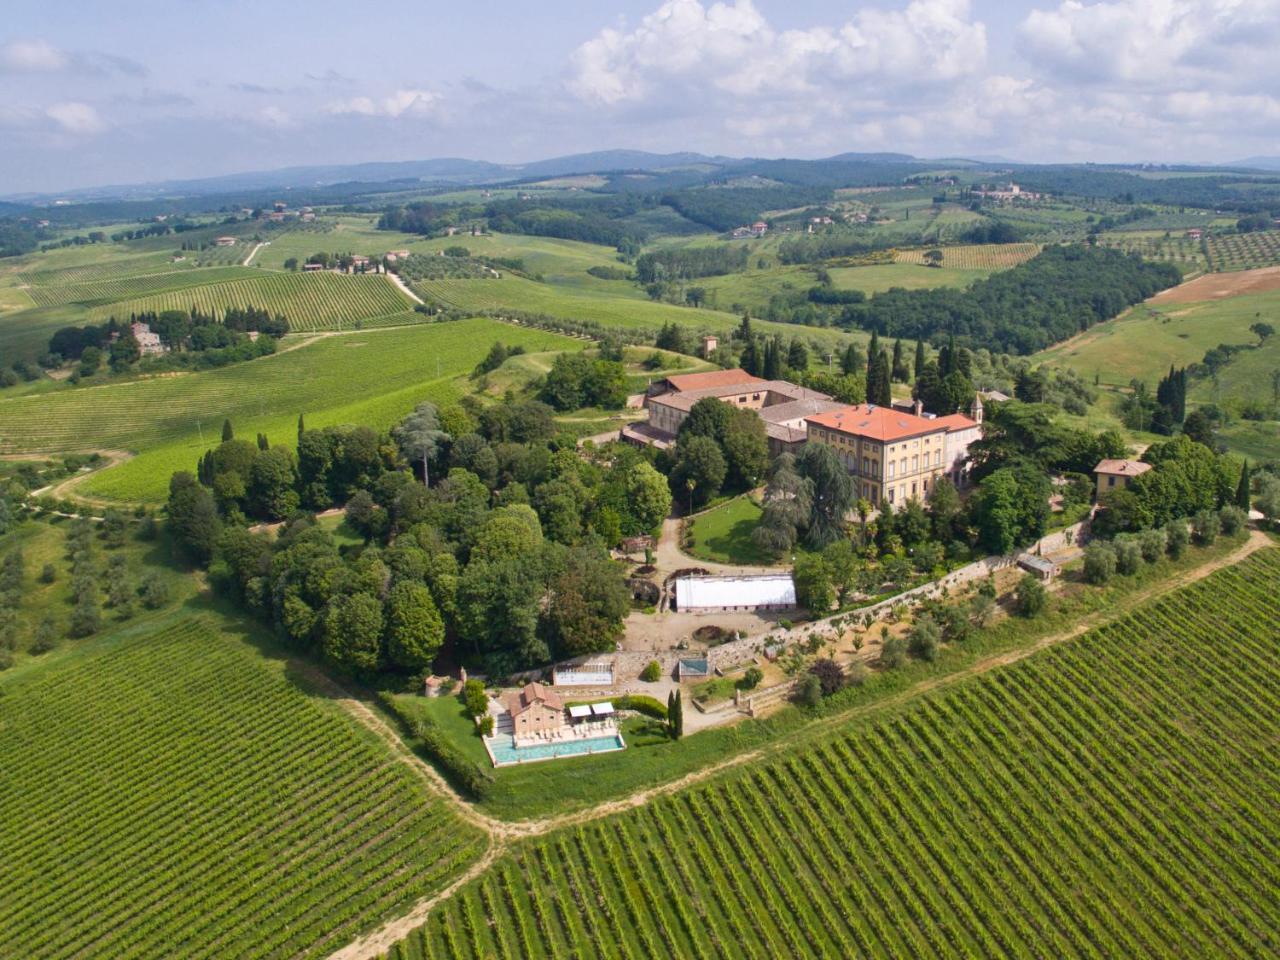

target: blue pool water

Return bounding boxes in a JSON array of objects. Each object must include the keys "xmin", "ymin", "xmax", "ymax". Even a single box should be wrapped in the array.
[{"xmin": 487, "ymin": 733, "xmax": 626, "ymax": 767}]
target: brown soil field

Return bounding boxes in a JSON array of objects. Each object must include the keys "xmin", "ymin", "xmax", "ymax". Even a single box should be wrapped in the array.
[{"xmin": 1150, "ymin": 264, "xmax": 1280, "ymax": 303}]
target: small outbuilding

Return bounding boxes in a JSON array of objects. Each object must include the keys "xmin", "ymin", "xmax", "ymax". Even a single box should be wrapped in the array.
[{"xmin": 1017, "ymin": 553, "xmax": 1061, "ymax": 581}]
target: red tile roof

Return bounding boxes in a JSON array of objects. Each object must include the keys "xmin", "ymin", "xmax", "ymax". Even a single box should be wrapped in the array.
[
  {"xmin": 805, "ymin": 403, "xmax": 947, "ymax": 443},
  {"xmin": 1094, "ymin": 459, "xmax": 1152, "ymax": 476},
  {"xmin": 663, "ymin": 369, "xmax": 764, "ymax": 392},
  {"xmin": 504, "ymin": 681, "xmax": 564, "ymax": 718},
  {"xmin": 933, "ymin": 413, "xmax": 979, "ymax": 433}
]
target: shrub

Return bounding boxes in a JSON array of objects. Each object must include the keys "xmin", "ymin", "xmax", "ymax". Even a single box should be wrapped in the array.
[
  {"xmin": 809, "ymin": 658, "xmax": 845, "ymax": 696},
  {"xmin": 907, "ymin": 615, "xmax": 941, "ymax": 661},
  {"xmin": 0, "ymin": 647, "xmax": 12, "ymax": 671},
  {"xmin": 30, "ymin": 616, "xmax": 59, "ymax": 654},
  {"xmin": 934, "ymin": 605, "xmax": 973, "ymax": 644},
  {"xmin": 1218, "ymin": 505, "xmax": 1246, "ymax": 536},
  {"xmin": 39, "ymin": 563, "xmax": 56, "ymax": 584},
  {"xmin": 880, "ymin": 634, "xmax": 907, "ymax": 669},
  {"xmin": 1138, "ymin": 527, "xmax": 1167, "ymax": 564},
  {"xmin": 617, "ymin": 693, "xmax": 668, "ymax": 720},
  {"xmin": 968, "ymin": 592, "xmax": 996, "ymax": 627},
  {"xmin": 1191, "ymin": 509, "xmax": 1220, "ymax": 545},
  {"xmin": 640, "ymin": 659, "xmax": 662, "ymax": 682},
  {"xmin": 69, "ymin": 597, "xmax": 100, "ymax": 637},
  {"xmin": 140, "ymin": 572, "xmax": 170, "ymax": 609},
  {"xmin": 462, "ymin": 678, "xmax": 489, "ymax": 718},
  {"xmin": 1164, "ymin": 520, "xmax": 1188, "ymax": 559},
  {"xmin": 738, "ymin": 666, "xmax": 763, "ymax": 690},
  {"xmin": 1113, "ymin": 538, "xmax": 1143, "ymax": 576},
  {"xmin": 846, "ymin": 660, "xmax": 869, "ymax": 686},
  {"xmin": 478, "ymin": 715, "xmax": 495, "ymax": 737},
  {"xmin": 794, "ymin": 673, "xmax": 822, "ymax": 707},
  {"xmin": 1014, "ymin": 574, "xmax": 1047, "ymax": 618},
  {"xmin": 1084, "ymin": 542, "xmax": 1117, "ymax": 584}
]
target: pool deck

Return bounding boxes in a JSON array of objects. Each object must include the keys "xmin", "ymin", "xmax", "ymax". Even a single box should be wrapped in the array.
[{"xmin": 483, "ymin": 719, "xmax": 627, "ymax": 767}]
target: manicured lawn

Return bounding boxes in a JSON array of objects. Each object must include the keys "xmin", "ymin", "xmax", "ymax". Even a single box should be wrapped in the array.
[{"xmin": 686, "ymin": 495, "xmax": 774, "ymax": 565}]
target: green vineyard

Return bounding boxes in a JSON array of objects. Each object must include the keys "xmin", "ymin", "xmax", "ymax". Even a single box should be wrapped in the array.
[
  {"xmin": 1097, "ymin": 233, "xmax": 1208, "ymax": 271},
  {"xmin": 84, "ymin": 271, "xmax": 415, "ymax": 331},
  {"xmin": 0, "ymin": 617, "xmax": 487, "ymax": 960},
  {"xmin": 383, "ymin": 547, "xmax": 1280, "ymax": 960},
  {"xmin": 895, "ymin": 242, "xmax": 1041, "ymax": 270},
  {"xmin": 21, "ymin": 266, "xmax": 262, "ymax": 307}
]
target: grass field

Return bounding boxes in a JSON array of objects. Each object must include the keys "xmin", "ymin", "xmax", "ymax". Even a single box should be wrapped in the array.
[
  {"xmin": 381, "ymin": 546, "xmax": 1280, "ymax": 960},
  {"xmin": 686, "ymin": 496, "xmax": 771, "ymax": 565},
  {"xmin": 827, "ymin": 261, "xmax": 993, "ymax": 294},
  {"xmin": 1034, "ymin": 288, "xmax": 1280, "ymax": 388},
  {"xmin": 0, "ymin": 614, "xmax": 486, "ymax": 960},
  {"xmin": 412, "ymin": 273, "xmax": 859, "ymax": 351},
  {"xmin": 85, "ymin": 271, "xmax": 415, "ymax": 331},
  {"xmin": 18, "ymin": 319, "xmax": 579, "ymax": 502}
]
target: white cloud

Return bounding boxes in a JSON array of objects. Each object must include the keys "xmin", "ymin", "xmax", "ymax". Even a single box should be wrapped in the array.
[
  {"xmin": 324, "ymin": 88, "xmax": 441, "ymax": 118},
  {"xmin": 0, "ymin": 39, "xmax": 69, "ymax": 72},
  {"xmin": 568, "ymin": 0, "xmax": 986, "ymax": 105},
  {"xmin": 1020, "ymin": 0, "xmax": 1280, "ymax": 90},
  {"xmin": 0, "ymin": 38, "xmax": 144, "ymax": 77},
  {"xmin": 46, "ymin": 101, "xmax": 106, "ymax": 134}
]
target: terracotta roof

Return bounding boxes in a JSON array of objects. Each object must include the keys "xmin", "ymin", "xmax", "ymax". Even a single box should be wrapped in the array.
[
  {"xmin": 1094, "ymin": 459, "xmax": 1152, "ymax": 476},
  {"xmin": 805, "ymin": 404, "xmax": 948, "ymax": 443},
  {"xmin": 662, "ymin": 369, "xmax": 764, "ymax": 393},
  {"xmin": 933, "ymin": 413, "xmax": 979, "ymax": 433},
  {"xmin": 648, "ymin": 380, "xmax": 829, "ymax": 413},
  {"xmin": 504, "ymin": 681, "xmax": 564, "ymax": 718}
]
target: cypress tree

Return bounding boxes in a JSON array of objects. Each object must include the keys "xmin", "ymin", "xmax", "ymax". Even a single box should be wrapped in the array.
[
  {"xmin": 257, "ymin": 433, "xmax": 269, "ymax": 451},
  {"xmin": 867, "ymin": 350, "xmax": 892, "ymax": 406},
  {"xmin": 763, "ymin": 337, "xmax": 782, "ymax": 380},
  {"xmin": 867, "ymin": 330, "xmax": 881, "ymax": 380},
  {"xmin": 221, "ymin": 419, "xmax": 233, "ymax": 442},
  {"xmin": 737, "ymin": 312, "xmax": 752, "ymax": 342},
  {"xmin": 297, "ymin": 413, "xmax": 306, "ymax": 442},
  {"xmin": 672, "ymin": 691, "xmax": 683, "ymax": 739},
  {"xmin": 740, "ymin": 337, "xmax": 760, "ymax": 376},
  {"xmin": 841, "ymin": 342, "xmax": 863, "ymax": 376},
  {"xmin": 1236, "ymin": 461, "xmax": 1251, "ymax": 510},
  {"xmin": 914, "ymin": 339, "xmax": 926, "ymax": 380}
]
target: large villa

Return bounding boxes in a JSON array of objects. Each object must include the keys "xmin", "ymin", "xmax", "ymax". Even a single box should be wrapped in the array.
[{"xmin": 623, "ymin": 368, "xmax": 984, "ymax": 505}]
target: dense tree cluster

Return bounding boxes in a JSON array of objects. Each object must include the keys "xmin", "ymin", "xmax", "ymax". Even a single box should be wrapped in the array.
[
  {"xmin": 48, "ymin": 306, "xmax": 285, "ymax": 374},
  {"xmin": 539, "ymin": 353, "xmax": 627, "ymax": 410},
  {"xmin": 665, "ymin": 397, "xmax": 769, "ymax": 508},
  {"xmin": 634, "ymin": 245, "xmax": 747, "ymax": 283},
  {"xmin": 661, "ymin": 185, "xmax": 831, "ymax": 232},
  {"xmin": 169, "ymin": 401, "xmax": 670, "ymax": 677},
  {"xmin": 1093, "ymin": 434, "xmax": 1240, "ymax": 537},
  {"xmin": 839, "ymin": 246, "xmax": 1181, "ymax": 354}
]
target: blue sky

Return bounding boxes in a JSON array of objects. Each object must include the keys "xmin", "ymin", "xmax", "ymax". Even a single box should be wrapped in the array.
[{"xmin": 2, "ymin": 0, "xmax": 1278, "ymax": 193}]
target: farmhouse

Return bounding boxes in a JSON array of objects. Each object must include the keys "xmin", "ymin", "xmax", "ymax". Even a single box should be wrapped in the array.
[
  {"xmin": 674, "ymin": 574, "xmax": 797, "ymax": 613},
  {"xmin": 129, "ymin": 321, "xmax": 166, "ymax": 357},
  {"xmin": 1094, "ymin": 458, "xmax": 1151, "ymax": 498},
  {"xmin": 805, "ymin": 396, "xmax": 983, "ymax": 507},
  {"xmin": 631, "ymin": 371, "xmax": 841, "ymax": 456},
  {"xmin": 503, "ymin": 682, "xmax": 565, "ymax": 736},
  {"xmin": 214, "ymin": 236, "xmax": 237, "ymax": 247}
]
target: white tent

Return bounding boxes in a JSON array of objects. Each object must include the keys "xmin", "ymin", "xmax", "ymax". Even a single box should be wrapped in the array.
[{"xmin": 674, "ymin": 574, "xmax": 796, "ymax": 612}]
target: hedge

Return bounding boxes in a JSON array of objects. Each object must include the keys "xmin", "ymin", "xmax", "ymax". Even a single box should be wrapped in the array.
[{"xmin": 377, "ymin": 691, "xmax": 494, "ymax": 799}]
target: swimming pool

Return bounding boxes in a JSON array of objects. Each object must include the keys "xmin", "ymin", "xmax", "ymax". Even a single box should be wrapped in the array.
[{"xmin": 485, "ymin": 732, "xmax": 626, "ymax": 767}]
